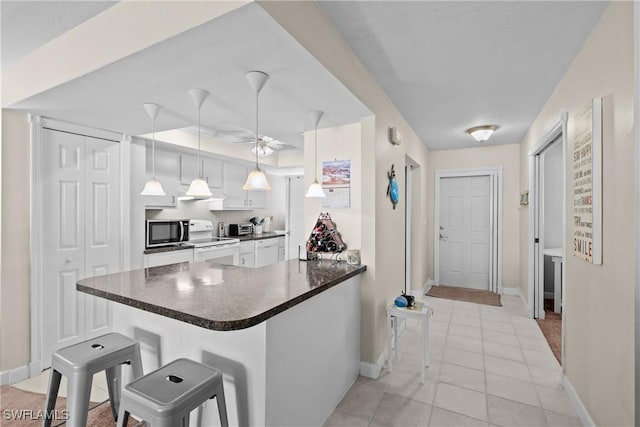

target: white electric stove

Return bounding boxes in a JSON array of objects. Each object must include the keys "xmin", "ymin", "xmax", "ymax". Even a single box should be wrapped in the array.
[{"xmin": 189, "ymin": 220, "xmax": 240, "ymax": 265}]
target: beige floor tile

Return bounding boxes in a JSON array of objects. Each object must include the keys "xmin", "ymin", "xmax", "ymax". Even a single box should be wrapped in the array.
[
  {"xmin": 449, "ymin": 324, "xmax": 482, "ymax": 340},
  {"xmin": 336, "ymin": 381, "xmax": 385, "ymax": 419},
  {"xmin": 433, "ymin": 383, "xmax": 487, "ymax": 421},
  {"xmin": 443, "ymin": 347, "xmax": 484, "ymax": 370},
  {"xmin": 450, "ymin": 315, "xmax": 482, "ymax": 328},
  {"xmin": 430, "ymin": 320, "xmax": 450, "ymax": 333},
  {"xmin": 446, "ymin": 335, "xmax": 483, "ymax": 354},
  {"xmin": 527, "ymin": 364, "xmax": 563, "ymax": 389},
  {"xmin": 522, "ymin": 348, "xmax": 560, "ymax": 369},
  {"xmin": 399, "ymin": 353, "xmax": 442, "ymax": 381},
  {"xmin": 356, "ymin": 374, "xmax": 387, "ymax": 390},
  {"xmin": 480, "ymin": 311, "xmax": 512, "ymax": 323},
  {"xmin": 518, "ymin": 335, "xmax": 553, "ymax": 352},
  {"xmin": 428, "ymin": 407, "xmax": 489, "ymax": 427},
  {"xmin": 512, "ymin": 320, "xmax": 545, "ymax": 339},
  {"xmin": 483, "ymin": 341, "xmax": 524, "ymax": 362},
  {"xmin": 544, "ymin": 409, "xmax": 583, "ymax": 426},
  {"xmin": 484, "ymin": 356, "xmax": 531, "ymax": 382},
  {"xmin": 487, "ymin": 395, "xmax": 547, "ymax": 427},
  {"xmin": 535, "ymin": 384, "xmax": 578, "ymax": 417},
  {"xmin": 483, "ymin": 330, "xmax": 520, "ymax": 347},
  {"xmin": 383, "ymin": 370, "xmax": 438, "ymax": 404},
  {"xmin": 486, "ymin": 373, "xmax": 539, "ymax": 407},
  {"xmin": 439, "ymin": 363, "xmax": 485, "ymax": 392},
  {"xmin": 371, "ymin": 393, "xmax": 432, "ymax": 427},
  {"xmin": 13, "ymin": 369, "xmax": 109, "ymax": 402},
  {"xmin": 429, "ymin": 343, "xmax": 446, "ymax": 362},
  {"xmin": 482, "ymin": 319, "xmax": 516, "ymax": 334},
  {"xmin": 322, "ymin": 409, "xmax": 370, "ymax": 427}
]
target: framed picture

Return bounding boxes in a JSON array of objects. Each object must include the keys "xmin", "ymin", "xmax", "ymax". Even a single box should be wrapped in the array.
[{"xmin": 322, "ymin": 159, "xmax": 351, "ymax": 209}]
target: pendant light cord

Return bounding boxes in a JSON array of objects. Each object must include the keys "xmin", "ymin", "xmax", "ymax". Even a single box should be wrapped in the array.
[
  {"xmin": 151, "ymin": 116, "xmax": 156, "ymax": 178},
  {"xmin": 314, "ymin": 124, "xmax": 318, "ymax": 182},
  {"xmin": 197, "ymin": 104, "xmax": 202, "ymax": 178},
  {"xmin": 255, "ymin": 92, "xmax": 260, "ymax": 170}
]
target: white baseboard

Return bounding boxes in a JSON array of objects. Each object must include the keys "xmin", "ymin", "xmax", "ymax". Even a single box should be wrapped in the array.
[
  {"xmin": 563, "ymin": 375, "xmax": 595, "ymax": 427},
  {"xmin": 0, "ymin": 364, "xmax": 30, "ymax": 386},
  {"xmin": 360, "ymin": 348, "xmax": 388, "ymax": 379},
  {"xmin": 423, "ymin": 279, "xmax": 434, "ymax": 294},
  {"xmin": 502, "ymin": 287, "xmax": 521, "ymax": 296},
  {"xmin": 29, "ymin": 360, "xmax": 43, "ymax": 377}
]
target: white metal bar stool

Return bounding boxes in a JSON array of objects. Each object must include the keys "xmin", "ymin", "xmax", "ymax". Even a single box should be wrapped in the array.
[
  {"xmin": 386, "ymin": 302, "xmax": 434, "ymax": 383},
  {"xmin": 116, "ymin": 358, "xmax": 228, "ymax": 427},
  {"xmin": 43, "ymin": 332, "xmax": 143, "ymax": 427}
]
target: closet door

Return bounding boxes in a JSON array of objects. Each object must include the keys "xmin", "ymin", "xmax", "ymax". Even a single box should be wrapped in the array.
[{"xmin": 41, "ymin": 128, "xmax": 121, "ymax": 365}]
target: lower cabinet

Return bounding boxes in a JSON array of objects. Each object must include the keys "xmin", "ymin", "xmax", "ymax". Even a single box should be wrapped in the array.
[
  {"xmin": 239, "ymin": 241, "xmax": 256, "ymax": 268},
  {"xmin": 256, "ymin": 239, "xmax": 279, "ymax": 268},
  {"xmin": 277, "ymin": 237, "xmax": 286, "ymax": 262},
  {"xmin": 144, "ymin": 249, "xmax": 194, "ymax": 268}
]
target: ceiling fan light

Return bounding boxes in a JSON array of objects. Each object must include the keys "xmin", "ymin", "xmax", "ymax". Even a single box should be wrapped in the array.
[
  {"xmin": 251, "ymin": 145, "xmax": 274, "ymax": 157},
  {"xmin": 243, "ymin": 169, "xmax": 272, "ymax": 191},
  {"xmin": 186, "ymin": 177, "xmax": 212, "ymax": 198},
  {"xmin": 140, "ymin": 178, "xmax": 166, "ymax": 196},
  {"xmin": 305, "ymin": 180, "xmax": 326, "ymax": 198},
  {"xmin": 466, "ymin": 125, "xmax": 498, "ymax": 142}
]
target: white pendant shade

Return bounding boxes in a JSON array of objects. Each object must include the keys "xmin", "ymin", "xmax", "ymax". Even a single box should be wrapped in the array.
[
  {"xmin": 140, "ymin": 102, "xmax": 166, "ymax": 196},
  {"xmin": 305, "ymin": 180, "xmax": 326, "ymax": 198},
  {"xmin": 185, "ymin": 177, "xmax": 212, "ymax": 198},
  {"xmin": 140, "ymin": 178, "xmax": 166, "ymax": 196},
  {"xmin": 243, "ymin": 169, "xmax": 272, "ymax": 191}
]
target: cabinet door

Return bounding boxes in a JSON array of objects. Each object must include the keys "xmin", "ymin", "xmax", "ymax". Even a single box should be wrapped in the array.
[
  {"xmin": 255, "ymin": 239, "xmax": 279, "ymax": 267},
  {"xmin": 203, "ymin": 157, "xmax": 223, "ymax": 189},
  {"xmin": 224, "ymin": 163, "xmax": 248, "ymax": 209},
  {"xmin": 239, "ymin": 252, "xmax": 255, "ymax": 268},
  {"xmin": 144, "ymin": 249, "xmax": 193, "ymax": 268},
  {"xmin": 247, "ymin": 190, "xmax": 266, "ymax": 209},
  {"xmin": 144, "ymin": 145, "xmax": 179, "ymax": 208},
  {"xmin": 180, "ymin": 153, "xmax": 200, "ymax": 185}
]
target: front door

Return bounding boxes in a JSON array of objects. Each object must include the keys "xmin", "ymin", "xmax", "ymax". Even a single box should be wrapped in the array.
[
  {"xmin": 41, "ymin": 128, "xmax": 120, "ymax": 366},
  {"xmin": 439, "ymin": 176, "xmax": 490, "ymax": 290}
]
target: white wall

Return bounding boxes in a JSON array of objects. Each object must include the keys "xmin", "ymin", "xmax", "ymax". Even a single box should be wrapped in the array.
[
  {"xmin": 427, "ymin": 144, "xmax": 521, "ymax": 290},
  {"xmin": 518, "ymin": 3, "xmax": 634, "ymax": 425}
]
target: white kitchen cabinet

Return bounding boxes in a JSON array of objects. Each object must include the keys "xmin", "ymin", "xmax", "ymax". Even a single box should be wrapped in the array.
[
  {"xmin": 223, "ymin": 163, "xmax": 249, "ymax": 209},
  {"xmin": 255, "ymin": 239, "xmax": 279, "ymax": 268},
  {"xmin": 239, "ymin": 241, "xmax": 256, "ymax": 268},
  {"xmin": 181, "ymin": 153, "xmax": 223, "ymax": 190},
  {"xmin": 144, "ymin": 145, "xmax": 180, "ymax": 209},
  {"xmin": 247, "ymin": 189, "xmax": 266, "ymax": 209},
  {"xmin": 144, "ymin": 249, "xmax": 193, "ymax": 268},
  {"xmin": 277, "ymin": 237, "xmax": 286, "ymax": 262}
]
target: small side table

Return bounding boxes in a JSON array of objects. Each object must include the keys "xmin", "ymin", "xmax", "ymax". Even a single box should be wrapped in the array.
[{"xmin": 386, "ymin": 302, "xmax": 434, "ymax": 384}]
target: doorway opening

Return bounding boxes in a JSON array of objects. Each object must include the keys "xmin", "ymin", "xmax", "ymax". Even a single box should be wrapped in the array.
[
  {"xmin": 434, "ymin": 167, "xmax": 503, "ymax": 294},
  {"xmin": 527, "ymin": 113, "xmax": 567, "ymax": 365},
  {"xmin": 285, "ymin": 176, "xmax": 305, "ymax": 260}
]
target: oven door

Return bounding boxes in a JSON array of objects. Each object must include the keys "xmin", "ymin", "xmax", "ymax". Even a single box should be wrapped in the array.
[
  {"xmin": 146, "ymin": 220, "xmax": 188, "ymax": 248},
  {"xmin": 194, "ymin": 245, "xmax": 240, "ymax": 266}
]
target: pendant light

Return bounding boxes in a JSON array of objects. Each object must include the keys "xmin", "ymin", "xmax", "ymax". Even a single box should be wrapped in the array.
[
  {"xmin": 185, "ymin": 88, "xmax": 213, "ymax": 198},
  {"xmin": 243, "ymin": 71, "xmax": 271, "ymax": 191},
  {"xmin": 305, "ymin": 110, "xmax": 326, "ymax": 198},
  {"xmin": 140, "ymin": 103, "xmax": 166, "ymax": 196}
]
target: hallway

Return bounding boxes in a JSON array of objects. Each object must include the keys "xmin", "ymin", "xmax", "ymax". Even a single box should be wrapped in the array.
[{"xmin": 325, "ymin": 295, "xmax": 580, "ymax": 426}]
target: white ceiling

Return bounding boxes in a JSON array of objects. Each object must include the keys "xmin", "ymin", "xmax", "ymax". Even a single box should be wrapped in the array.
[
  {"xmin": 1, "ymin": 1, "xmax": 118, "ymax": 67},
  {"xmin": 3, "ymin": 1, "xmax": 609, "ymax": 152},
  {"xmin": 5, "ymin": 3, "xmax": 371, "ymax": 150},
  {"xmin": 318, "ymin": 1, "xmax": 609, "ymax": 150}
]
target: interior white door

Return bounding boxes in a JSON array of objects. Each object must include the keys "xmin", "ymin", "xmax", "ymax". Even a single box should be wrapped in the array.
[
  {"xmin": 439, "ymin": 176, "xmax": 490, "ymax": 289},
  {"xmin": 41, "ymin": 129, "xmax": 120, "ymax": 365},
  {"xmin": 286, "ymin": 176, "xmax": 305, "ymax": 259}
]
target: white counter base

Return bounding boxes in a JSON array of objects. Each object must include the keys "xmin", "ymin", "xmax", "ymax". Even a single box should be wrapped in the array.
[{"xmin": 113, "ymin": 275, "xmax": 361, "ymax": 426}]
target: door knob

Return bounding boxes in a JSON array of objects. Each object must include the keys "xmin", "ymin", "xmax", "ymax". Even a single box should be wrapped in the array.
[
  {"xmin": 439, "ymin": 234, "xmax": 448, "ymax": 241},
  {"xmin": 439, "ymin": 226, "xmax": 445, "ymax": 230}
]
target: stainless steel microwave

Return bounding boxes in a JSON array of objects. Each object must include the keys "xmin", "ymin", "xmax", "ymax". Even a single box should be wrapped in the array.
[{"xmin": 146, "ymin": 220, "xmax": 190, "ymax": 248}]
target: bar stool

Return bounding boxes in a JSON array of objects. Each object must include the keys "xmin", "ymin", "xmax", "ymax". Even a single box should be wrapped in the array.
[
  {"xmin": 43, "ymin": 332, "xmax": 143, "ymax": 427},
  {"xmin": 117, "ymin": 358, "xmax": 228, "ymax": 427}
]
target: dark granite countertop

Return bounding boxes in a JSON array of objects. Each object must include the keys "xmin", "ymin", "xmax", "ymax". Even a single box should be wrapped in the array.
[
  {"xmin": 237, "ymin": 232, "xmax": 286, "ymax": 242},
  {"xmin": 77, "ymin": 260, "xmax": 366, "ymax": 331},
  {"xmin": 143, "ymin": 244, "xmax": 194, "ymax": 255}
]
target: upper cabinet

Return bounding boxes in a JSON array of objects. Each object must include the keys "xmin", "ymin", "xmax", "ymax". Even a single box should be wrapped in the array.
[
  {"xmin": 217, "ymin": 163, "xmax": 266, "ymax": 210},
  {"xmin": 144, "ymin": 144, "xmax": 180, "ymax": 209},
  {"xmin": 180, "ymin": 154, "xmax": 223, "ymax": 190}
]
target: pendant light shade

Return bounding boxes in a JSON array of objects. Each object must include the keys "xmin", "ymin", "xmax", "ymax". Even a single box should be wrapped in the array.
[
  {"xmin": 305, "ymin": 110, "xmax": 326, "ymax": 198},
  {"xmin": 243, "ymin": 71, "xmax": 272, "ymax": 191},
  {"xmin": 186, "ymin": 89, "xmax": 213, "ymax": 198},
  {"xmin": 140, "ymin": 103, "xmax": 166, "ymax": 196}
]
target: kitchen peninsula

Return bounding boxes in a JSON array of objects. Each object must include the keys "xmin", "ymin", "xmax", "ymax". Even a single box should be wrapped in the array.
[{"xmin": 77, "ymin": 259, "xmax": 366, "ymax": 426}]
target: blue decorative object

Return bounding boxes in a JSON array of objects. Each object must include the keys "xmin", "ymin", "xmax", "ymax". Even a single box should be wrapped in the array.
[
  {"xmin": 387, "ymin": 164, "xmax": 399, "ymax": 209},
  {"xmin": 394, "ymin": 296, "xmax": 408, "ymax": 308}
]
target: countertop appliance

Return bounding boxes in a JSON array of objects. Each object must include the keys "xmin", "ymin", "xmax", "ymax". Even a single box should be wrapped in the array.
[
  {"xmin": 146, "ymin": 219, "xmax": 190, "ymax": 248},
  {"xmin": 189, "ymin": 220, "xmax": 240, "ymax": 265},
  {"xmin": 228, "ymin": 223, "xmax": 253, "ymax": 236}
]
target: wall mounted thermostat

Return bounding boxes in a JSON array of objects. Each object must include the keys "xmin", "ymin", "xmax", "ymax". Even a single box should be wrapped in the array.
[{"xmin": 388, "ymin": 126, "xmax": 402, "ymax": 145}]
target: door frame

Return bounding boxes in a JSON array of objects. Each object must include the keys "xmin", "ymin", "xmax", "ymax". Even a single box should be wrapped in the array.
[
  {"xmin": 434, "ymin": 166, "xmax": 503, "ymax": 293},
  {"xmin": 405, "ymin": 157, "xmax": 418, "ymax": 294},
  {"xmin": 29, "ymin": 115, "xmax": 127, "ymax": 376},
  {"xmin": 527, "ymin": 112, "xmax": 567, "ymax": 368}
]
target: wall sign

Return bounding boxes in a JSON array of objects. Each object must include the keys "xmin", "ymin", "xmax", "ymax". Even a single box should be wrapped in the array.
[
  {"xmin": 322, "ymin": 159, "xmax": 351, "ymax": 209},
  {"xmin": 572, "ymin": 97, "xmax": 602, "ymax": 264}
]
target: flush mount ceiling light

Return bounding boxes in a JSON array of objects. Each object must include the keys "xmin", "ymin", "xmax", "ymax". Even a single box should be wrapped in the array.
[
  {"xmin": 185, "ymin": 89, "xmax": 213, "ymax": 198},
  {"xmin": 140, "ymin": 103, "xmax": 166, "ymax": 196},
  {"xmin": 305, "ymin": 110, "xmax": 326, "ymax": 198},
  {"xmin": 243, "ymin": 71, "xmax": 272, "ymax": 191},
  {"xmin": 466, "ymin": 125, "xmax": 498, "ymax": 142}
]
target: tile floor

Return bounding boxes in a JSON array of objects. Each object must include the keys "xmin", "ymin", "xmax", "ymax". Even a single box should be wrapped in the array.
[
  {"xmin": 13, "ymin": 368, "xmax": 110, "ymax": 403},
  {"xmin": 324, "ymin": 295, "xmax": 582, "ymax": 427}
]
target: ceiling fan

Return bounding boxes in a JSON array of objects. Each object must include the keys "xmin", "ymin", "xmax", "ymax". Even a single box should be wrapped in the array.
[{"xmin": 180, "ymin": 124, "xmax": 290, "ymax": 156}]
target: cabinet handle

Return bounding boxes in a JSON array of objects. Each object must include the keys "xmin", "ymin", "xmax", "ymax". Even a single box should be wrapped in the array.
[
  {"xmin": 172, "ymin": 196, "xmax": 176, "ymax": 205},
  {"xmin": 249, "ymin": 200, "xmax": 252, "ymax": 206},
  {"xmin": 241, "ymin": 258, "xmax": 245, "ymax": 265}
]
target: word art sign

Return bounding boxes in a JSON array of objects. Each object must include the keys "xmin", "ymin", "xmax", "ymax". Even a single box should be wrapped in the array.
[{"xmin": 572, "ymin": 97, "xmax": 602, "ymax": 264}]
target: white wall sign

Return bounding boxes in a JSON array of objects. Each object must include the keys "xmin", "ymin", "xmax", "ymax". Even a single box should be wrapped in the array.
[{"xmin": 572, "ymin": 98, "xmax": 602, "ymax": 264}]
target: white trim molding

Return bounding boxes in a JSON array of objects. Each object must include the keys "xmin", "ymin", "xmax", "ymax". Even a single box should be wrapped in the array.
[
  {"xmin": 0, "ymin": 364, "xmax": 30, "ymax": 386},
  {"xmin": 434, "ymin": 166, "xmax": 504, "ymax": 294},
  {"xmin": 634, "ymin": 2, "xmax": 640, "ymax": 425},
  {"xmin": 360, "ymin": 349, "xmax": 388, "ymax": 380},
  {"xmin": 423, "ymin": 279, "xmax": 434, "ymax": 294},
  {"xmin": 563, "ymin": 375, "xmax": 596, "ymax": 427}
]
